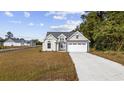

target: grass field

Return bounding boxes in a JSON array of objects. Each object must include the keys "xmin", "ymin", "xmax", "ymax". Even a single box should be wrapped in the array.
[
  {"xmin": 0, "ymin": 47, "xmax": 78, "ymax": 81},
  {"xmin": 91, "ymin": 50, "xmax": 124, "ymax": 65}
]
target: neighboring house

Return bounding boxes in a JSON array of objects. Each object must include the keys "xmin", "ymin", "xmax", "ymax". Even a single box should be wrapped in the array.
[
  {"xmin": 42, "ymin": 31, "xmax": 90, "ymax": 52},
  {"xmin": 30, "ymin": 40, "xmax": 37, "ymax": 47},
  {"xmin": 4, "ymin": 38, "xmax": 24, "ymax": 46},
  {"xmin": 3, "ymin": 38, "xmax": 35, "ymax": 47},
  {"xmin": 23, "ymin": 40, "xmax": 31, "ymax": 46},
  {"xmin": 0, "ymin": 37, "xmax": 4, "ymax": 46}
]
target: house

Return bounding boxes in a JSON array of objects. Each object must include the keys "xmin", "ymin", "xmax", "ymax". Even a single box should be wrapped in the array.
[
  {"xmin": 0, "ymin": 37, "xmax": 4, "ymax": 46},
  {"xmin": 4, "ymin": 38, "xmax": 24, "ymax": 46},
  {"xmin": 30, "ymin": 40, "xmax": 37, "ymax": 47},
  {"xmin": 3, "ymin": 38, "xmax": 35, "ymax": 47},
  {"xmin": 42, "ymin": 31, "xmax": 90, "ymax": 52}
]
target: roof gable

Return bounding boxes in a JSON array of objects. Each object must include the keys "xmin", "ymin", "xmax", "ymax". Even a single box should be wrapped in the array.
[
  {"xmin": 57, "ymin": 33, "xmax": 67, "ymax": 38},
  {"xmin": 45, "ymin": 34, "xmax": 57, "ymax": 40},
  {"xmin": 67, "ymin": 31, "xmax": 90, "ymax": 42}
]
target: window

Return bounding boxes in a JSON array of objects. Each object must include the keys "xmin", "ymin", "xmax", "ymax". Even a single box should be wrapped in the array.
[
  {"xmin": 47, "ymin": 41, "xmax": 51, "ymax": 49},
  {"xmin": 82, "ymin": 42, "xmax": 86, "ymax": 45},
  {"xmin": 69, "ymin": 43, "xmax": 72, "ymax": 45},
  {"xmin": 73, "ymin": 43, "xmax": 77, "ymax": 45},
  {"xmin": 60, "ymin": 36, "xmax": 64, "ymax": 41},
  {"xmin": 78, "ymin": 43, "xmax": 81, "ymax": 45},
  {"xmin": 76, "ymin": 35, "xmax": 79, "ymax": 39},
  {"xmin": 60, "ymin": 38, "xmax": 64, "ymax": 41}
]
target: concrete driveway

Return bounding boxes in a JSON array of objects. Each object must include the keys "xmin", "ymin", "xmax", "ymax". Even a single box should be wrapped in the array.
[{"xmin": 69, "ymin": 53, "xmax": 124, "ymax": 81}]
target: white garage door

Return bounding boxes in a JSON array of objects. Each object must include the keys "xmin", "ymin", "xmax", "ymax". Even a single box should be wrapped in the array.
[{"xmin": 67, "ymin": 42, "xmax": 87, "ymax": 52}]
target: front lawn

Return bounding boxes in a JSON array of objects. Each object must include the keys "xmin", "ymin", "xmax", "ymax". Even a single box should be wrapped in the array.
[
  {"xmin": 0, "ymin": 47, "xmax": 78, "ymax": 81},
  {"xmin": 91, "ymin": 49, "xmax": 124, "ymax": 65}
]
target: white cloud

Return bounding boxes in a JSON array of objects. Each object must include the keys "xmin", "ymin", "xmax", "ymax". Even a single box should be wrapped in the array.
[
  {"xmin": 40, "ymin": 23, "xmax": 44, "ymax": 26},
  {"xmin": 24, "ymin": 12, "xmax": 30, "ymax": 18},
  {"xmin": 45, "ymin": 11, "xmax": 85, "ymax": 16},
  {"xmin": 45, "ymin": 11, "xmax": 85, "ymax": 20},
  {"xmin": 4, "ymin": 12, "xmax": 13, "ymax": 17},
  {"xmin": 28, "ymin": 22, "xmax": 34, "ymax": 26},
  {"xmin": 66, "ymin": 20, "xmax": 81, "ymax": 25},
  {"xmin": 9, "ymin": 20, "xmax": 21, "ymax": 24},
  {"xmin": 50, "ymin": 20, "xmax": 81, "ymax": 32},
  {"xmin": 53, "ymin": 15, "xmax": 66, "ymax": 20}
]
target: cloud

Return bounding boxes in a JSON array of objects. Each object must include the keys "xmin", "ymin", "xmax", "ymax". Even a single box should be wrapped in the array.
[
  {"xmin": 28, "ymin": 22, "xmax": 34, "ymax": 26},
  {"xmin": 45, "ymin": 11, "xmax": 85, "ymax": 16},
  {"xmin": 28, "ymin": 23, "xmax": 44, "ymax": 27},
  {"xmin": 4, "ymin": 12, "xmax": 13, "ymax": 17},
  {"xmin": 40, "ymin": 23, "xmax": 44, "ymax": 26},
  {"xmin": 45, "ymin": 11, "xmax": 85, "ymax": 20},
  {"xmin": 50, "ymin": 20, "xmax": 81, "ymax": 32},
  {"xmin": 24, "ymin": 12, "xmax": 30, "ymax": 18},
  {"xmin": 9, "ymin": 20, "xmax": 21, "ymax": 24},
  {"xmin": 53, "ymin": 15, "xmax": 66, "ymax": 20}
]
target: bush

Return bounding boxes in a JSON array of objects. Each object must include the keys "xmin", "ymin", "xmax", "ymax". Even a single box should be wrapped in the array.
[
  {"xmin": 0, "ymin": 46, "xmax": 4, "ymax": 49},
  {"xmin": 0, "ymin": 46, "xmax": 7, "ymax": 49}
]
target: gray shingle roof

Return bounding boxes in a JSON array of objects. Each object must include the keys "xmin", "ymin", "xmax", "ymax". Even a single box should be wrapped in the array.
[
  {"xmin": 46, "ymin": 31, "xmax": 90, "ymax": 42},
  {"xmin": 11, "ymin": 38, "xmax": 21, "ymax": 43},
  {"xmin": 46, "ymin": 31, "xmax": 75, "ymax": 38}
]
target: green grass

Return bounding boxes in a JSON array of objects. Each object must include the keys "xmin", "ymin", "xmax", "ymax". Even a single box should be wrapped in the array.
[
  {"xmin": 91, "ymin": 49, "xmax": 124, "ymax": 65},
  {"xmin": 0, "ymin": 47, "xmax": 78, "ymax": 81}
]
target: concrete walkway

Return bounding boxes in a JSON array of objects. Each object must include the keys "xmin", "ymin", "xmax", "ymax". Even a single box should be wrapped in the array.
[{"xmin": 69, "ymin": 53, "xmax": 124, "ymax": 81}]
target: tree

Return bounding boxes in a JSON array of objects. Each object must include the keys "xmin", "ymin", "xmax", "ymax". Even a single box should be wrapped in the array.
[
  {"xmin": 75, "ymin": 11, "xmax": 124, "ymax": 51},
  {"xmin": 5, "ymin": 31, "xmax": 14, "ymax": 38},
  {"xmin": 32, "ymin": 39, "xmax": 42, "ymax": 45},
  {"xmin": 79, "ymin": 12, "xmax": 104, "ymax": 47}
]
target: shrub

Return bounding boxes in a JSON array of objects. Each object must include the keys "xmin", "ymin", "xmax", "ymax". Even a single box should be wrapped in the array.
[{"xmin": 0, "ymin": 46, "xmax": 7, "ymax": 49}]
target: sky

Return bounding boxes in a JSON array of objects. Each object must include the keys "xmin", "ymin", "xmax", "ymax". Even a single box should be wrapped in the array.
[{"xmin": 0, "ymin": 11, "xmax": 85, "ymax": 41}]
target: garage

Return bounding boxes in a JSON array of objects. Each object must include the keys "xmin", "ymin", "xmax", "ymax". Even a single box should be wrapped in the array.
[{"xmin": 67, "ymin": 42, "xmax": 88, "ymax": 52}]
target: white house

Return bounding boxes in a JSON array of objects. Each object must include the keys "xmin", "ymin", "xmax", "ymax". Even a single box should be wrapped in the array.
[
  {"xmin": 3, "ymin": 38, "xmax": 35, "ymax": 47},
  {"xmin": 42, "ymin": 31, "xmax": 90, "ymax": 52},
  {"xmin": 4, "ymin": 38, "xmax": 21, "ymax": 46}
]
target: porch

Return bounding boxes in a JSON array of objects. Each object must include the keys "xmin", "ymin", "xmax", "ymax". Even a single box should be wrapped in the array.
[{"xmin": 56, "ymin": 42, "xmax": 67, "ymax": 52}]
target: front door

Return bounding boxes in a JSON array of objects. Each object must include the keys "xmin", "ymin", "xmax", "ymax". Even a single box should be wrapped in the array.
[{"xmin": 59, "ymin": 42, "xmax": 66, "ymax": 51}]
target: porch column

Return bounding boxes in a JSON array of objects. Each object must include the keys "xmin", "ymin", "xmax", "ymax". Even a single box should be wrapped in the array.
[
  {"xmin": 66, "ymin": 42, "xmax": 68, "ymax": 52},
  {"xmin": 56, "ymin": 42, "xmax": 59, "ymax": 51}
]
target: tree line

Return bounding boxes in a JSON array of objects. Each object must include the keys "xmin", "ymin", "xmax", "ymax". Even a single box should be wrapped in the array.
[
  {"xmin": 0, "ymin": 32, "xmax": 42, "ymax": 45},
  {"xmin": 74, "ymin": 11, "xmax": 124, "ymax": 51}
]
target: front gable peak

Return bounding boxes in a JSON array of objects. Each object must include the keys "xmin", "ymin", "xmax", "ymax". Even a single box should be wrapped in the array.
[
  {"xmin": 45, "ymin": 34, "xmax": 57, "ymax": 40},
  {"xmin": 57, "ymin": 33, "xmax": 67, "ymax": 38}
]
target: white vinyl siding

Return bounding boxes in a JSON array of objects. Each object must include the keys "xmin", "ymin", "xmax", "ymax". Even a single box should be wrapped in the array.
[
  {"xmin": 42, "ymin": 34, "xmax": 57, "ymax": 51},
  {"xmin": 4, "ymin": 42, "xmax": 21, "ymax": 46}
]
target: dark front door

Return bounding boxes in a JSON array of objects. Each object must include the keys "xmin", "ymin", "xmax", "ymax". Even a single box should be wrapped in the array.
[{"xmin": 59, "ymin": 42, "xmax": 66, "ymax": 51}]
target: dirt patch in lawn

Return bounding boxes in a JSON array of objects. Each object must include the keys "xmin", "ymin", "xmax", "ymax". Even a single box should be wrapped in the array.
[
  {"xmin": 91, "ymin": 50, "xmax": 124, "ymax": 65},
  {"xmin": 0, "ymin": 47, "xmax": 78, "ymax": 81}
]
